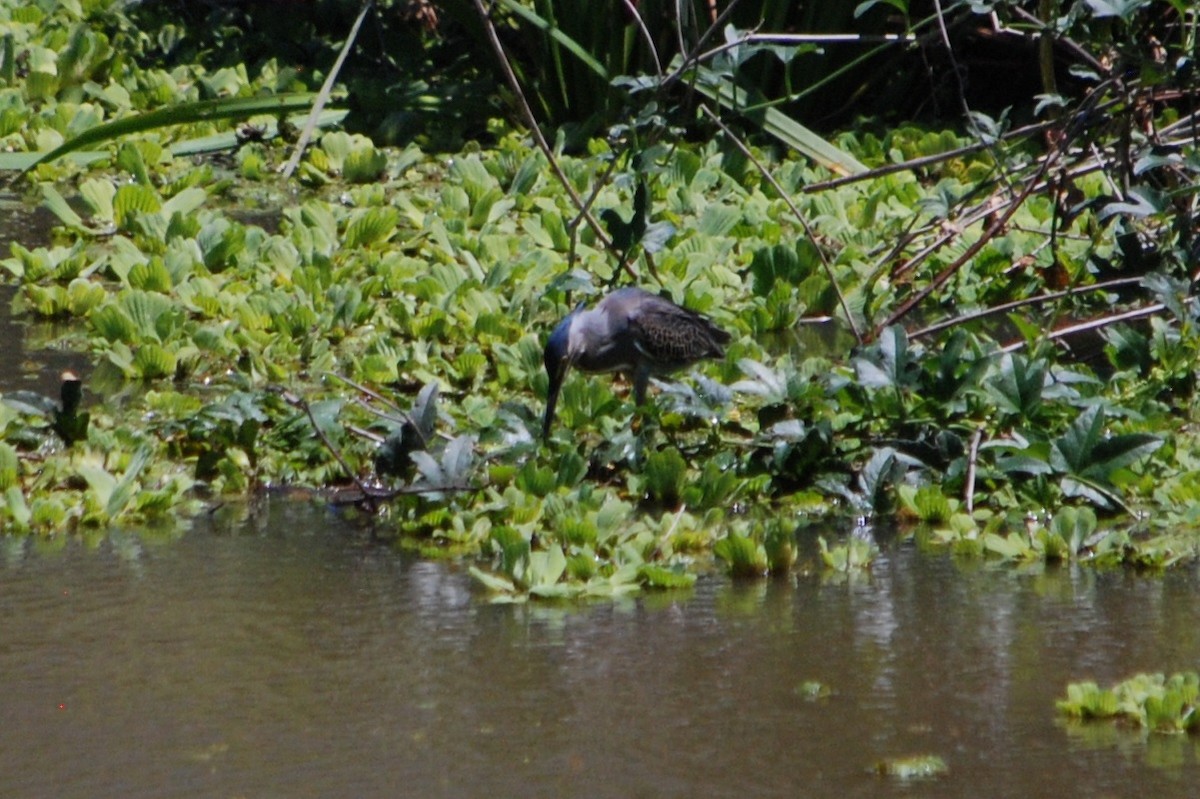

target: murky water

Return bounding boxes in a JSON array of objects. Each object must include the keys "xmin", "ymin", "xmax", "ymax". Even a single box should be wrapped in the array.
[
  {"xmin": 3, "ymin": 193, "xmax": 1199, "ymax": 797},
  {"xmin": 2, "ymin": 500, "xmax": 1198, "ymax": 798}
]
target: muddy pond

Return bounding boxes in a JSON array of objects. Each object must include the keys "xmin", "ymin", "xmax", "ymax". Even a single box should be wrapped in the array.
[{"xmin": 2, "ymin": 500, "xmax": 1199, "ymax": 798}]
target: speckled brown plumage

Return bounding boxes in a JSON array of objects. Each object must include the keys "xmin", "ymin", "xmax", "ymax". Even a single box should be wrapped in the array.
[{"xmin": 626, "ymin": 296, "xmax": 730, "ymax": 369}]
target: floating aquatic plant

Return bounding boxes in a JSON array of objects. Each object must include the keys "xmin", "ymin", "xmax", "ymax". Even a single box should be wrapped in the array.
[
  {"xmin": 873, "ymin": 754, "xmax": 948, "ymax": 780},
  {"xmin": 819, "ymin": 534, "xmax": 878, "ymax": 574},
  {"xmin": 1058, "ymin": 672, "xmax": 1200, "ymax": 735}
]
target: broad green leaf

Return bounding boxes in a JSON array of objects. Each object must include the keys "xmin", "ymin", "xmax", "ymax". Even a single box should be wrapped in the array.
[
  {"xmin": 79, "ymin": 177, "xmax": 116, "ymax": 221},
  {"xmin": 524, "ymin": 546, "xmax": 567, "ymax": 588},
  {"xmin": 986, "ymin": 353, "xmax": 1046, "ymax": 419},
  {"xmin": 113, "ymin": 183, "xmax": 161, "ymax": 226},
  {"xmin": 41, "ymin": 184, "xmax": 84, "ymax": 228},
  {"xmin": 161, "ymin": 187, "xmax": 207, "ymax": 218},
  {"xmin": 469, "ymin": 566, "xmax": 517, "ymax": 594},
  {"xmin": 343, "ymin": 206, "xmax": 399, "ymax": 249},
  {"xmin": 0, "ymin": 442, "xmax": 19, "ymax": 489},
  {"xmin": 983, "ymin": 532, "xmax": 1029, "ymax": 560},
  {"xmin": 1051, "ymin": 405, "xmax": 1105, "ymax": 474}
]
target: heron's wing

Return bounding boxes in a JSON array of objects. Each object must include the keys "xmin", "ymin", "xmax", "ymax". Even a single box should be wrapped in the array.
[{"xmin": 627, "ymin": 298, "xmax": 730, "ymax": 369}]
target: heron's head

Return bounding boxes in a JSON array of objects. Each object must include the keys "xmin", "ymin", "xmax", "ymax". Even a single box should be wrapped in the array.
[{"xmin": 541, "ymin": 307, "xmax": 580, "ymax": 439}]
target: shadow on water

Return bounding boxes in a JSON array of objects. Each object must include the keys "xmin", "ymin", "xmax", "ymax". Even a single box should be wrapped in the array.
[{"xmin": 2, "ymin": 499, "xmax": 1199, "ymax": 798}]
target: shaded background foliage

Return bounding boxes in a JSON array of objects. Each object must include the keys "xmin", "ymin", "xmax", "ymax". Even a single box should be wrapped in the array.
[{"xmin": 112, "ymin": 0, "xmax": 1137, "ymax": 145}]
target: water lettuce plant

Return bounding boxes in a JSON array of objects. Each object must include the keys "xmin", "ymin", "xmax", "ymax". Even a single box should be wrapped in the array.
[
  {"xmin": 2, "ymin": 0, "xmax": 1200, "ymax": 599},
  {"xmin": 1059, "ymin": 673, "xmax": 1200, "ymax": 735}
]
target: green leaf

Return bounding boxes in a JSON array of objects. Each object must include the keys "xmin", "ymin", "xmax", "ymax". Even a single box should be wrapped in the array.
[
  {"xmin": 637, "ymin": 564, "xmax": 697, "ymax": 589},
  {"xmin": 343, "ymin": 206, "xmax": 399, "ymax": 249},
  {"xmin": 161, "ymin": 187, "xmax": 207, "ymax": 218},
  {"xmin": 0, "ymin": 442, "xmax": 19, "ymax": 489},
  {"xmin": 41, "ymin": 184, "xmax": 84, "ymax": 229},
  {"xmin": 986, "ymin": 353, "xmax": 1047, "ymax": 419},
  {"xmin": 5, "ymin": 486, "xmax": 31, "ymax": 528},
  {"xmin": 1051, "ymin": 405, "xmax": 1105, "ymax": 475},
  {"xmin": 715, "ymin": 532, "xmax": 767, "ymax": 577},
  {"xmin": 523, "ymin": 546, "xmax": 567, "ymax": 589},
  {"xmin": 1083, "ymin": 432, "xmax": 1163, "ymax": 481},
  {"xmin": 469, "ymin": 566, "xmax": 517, "ymax": 594},
  {"xmin": 983, "ymin": 532, "xmax": 1032, "ymax": 560},
  {"xmin": 113, "ymin": 183, "xmax": 161, "ymax": 226}
]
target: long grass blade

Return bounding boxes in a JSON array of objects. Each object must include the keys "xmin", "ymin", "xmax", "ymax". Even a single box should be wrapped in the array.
[
  {"xmin": 281, "ymin": 0, "xmax": 372, "ymax": 179},
  {"xmin": 18, "ymin": 93, "xmax": 327, "ymax": 174},
  {"xmin": 494, "ymin": 0, "xmax": 608, "ymax": 80},
  {"xmin": 693, "ymin": 74, "xmax": 866, "ymax": 176}
]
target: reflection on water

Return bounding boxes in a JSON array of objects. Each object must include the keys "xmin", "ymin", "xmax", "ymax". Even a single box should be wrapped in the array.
[{"xmin": 2, "ymin": 500, "xmax": 1199, "ymax": 799}]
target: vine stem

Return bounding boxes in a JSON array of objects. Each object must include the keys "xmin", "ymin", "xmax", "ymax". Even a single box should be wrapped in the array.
[
  {"xmin": 700, "ymin": 105, "xmax": 863, "ymax": 345},
  {"xmin": 472, "ymin": 0, "xmax": 634, "ymax": 280}
]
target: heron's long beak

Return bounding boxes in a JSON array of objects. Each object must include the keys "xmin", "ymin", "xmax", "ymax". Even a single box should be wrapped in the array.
[{"xmin": 542, "ymin": 358, "xmax": 569, "ymax": 440}]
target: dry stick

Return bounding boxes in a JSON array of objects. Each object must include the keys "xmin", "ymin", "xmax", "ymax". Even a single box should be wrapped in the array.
[
  {"xmin": 890, "ymin": 188, "xmax": 1015, "ymax": 282},
  {"xmin": 965, "ymin": 425, "xmax": 983, "ymax": 514},
  {"xmin": 325, "ymin": 371, "xmax": 406, "ymax": 416},
  {"xmin": 862, "ymin": 116, "xmax": 1122, "ymax": 285},
  {"xmin": 999, "ymin": 303, "xmax": 1167, "ymax": 354},
  {"xmin": 700, "ymin": 105, "xmax": 863, "ymax": 345},
  {"xmin": 281, "ymin": 0, "xmax": 373, "ymax": 179},
  {"xmin": 326, "ymin": 481, "xmax": 475, "ymax": 505},
  {"xmin": 800, "ymin": 119, "xmax": 1057, "ymax": 194},
  {"xmin": 877, "ymin": 152, "xmax": 1059, "ymax": 333},
  {"xmin": 909, "ymin": 276, "xmax": 1145, "ymax": 339},
  {"xmin": 285, "ymin": 391, "xmax": 471, "ymax": 504},
  {"xmin": 932, "ymin": 0, "xmax": 1016, "ymax": 195},
  {"xmin": 621, "ymin": 0, "xmax": 663, "ymax": 74},
  {"xmin": 471, "ymin": 0, "xmax": 627, "ymax": 277},
  {"xmin": 286, "ymin": 391, "xmax": 381, "ymax": 510},
  {"xmin": 662, "ymin": 0, "xmax": 746, "ymax": 90}
]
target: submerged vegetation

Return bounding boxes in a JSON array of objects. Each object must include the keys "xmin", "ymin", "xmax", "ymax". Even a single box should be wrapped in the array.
[{"xmin": 2, "ymin": 0, "xmax": 1200, "ymax": 598}]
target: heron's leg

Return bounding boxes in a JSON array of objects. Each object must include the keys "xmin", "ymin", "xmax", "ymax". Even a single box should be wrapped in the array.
[{"xmin": 633, "ymin": 367, "xmax": 650, "ymax": 407}]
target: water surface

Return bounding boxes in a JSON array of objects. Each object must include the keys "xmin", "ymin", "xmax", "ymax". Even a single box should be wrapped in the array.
[{"xmin": 2, "ymin": 502, "xmax": 1198, "ymax": 798}]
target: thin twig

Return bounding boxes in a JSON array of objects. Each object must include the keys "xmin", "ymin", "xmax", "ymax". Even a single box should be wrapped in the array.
[
  {"xmin": 999, "ymin": 303, "xmax": 1167, "ymax": 354},
  {"xmin": 877, "ymin": 152, "xmax": 1059, "ymax": 333},
  {"xmin": 909, "ymin": 277, "xmax": 1145, "ymax": 339},
  {"xmin": 932, "ymin": 0, "xmax": 1017, "ymax": 196},
  {"xmin": 325, "ymin": 371, "xmax": 406, "ymax": 415},
  {"xmin": 472, "ymin": 0, "xmax": 629, "ymax": 277},
  {"xmin": 282, "ymin": 0, "xmax": 372, "ymax": 179},
  {"xmin": 700, "ymin": 105, "xmax": 863, "ymax": 345},
  {"xmin": 620, "ymin": 0, "xmax": 663, "ymax": 75},
  {"xmin": 662, "ymin": 0, "xmax": 746, "ymax": 90},
  {"xmin": 283, "ymin": 390, "xmax": 380, "ymax": 511},
  {"xmin": 1005, "ymin": 4, "xmax": 1107, "ymax": 74},
  {"xmin": 328, "ymin": 481, "xmax": 475, "ymax": 505}
]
